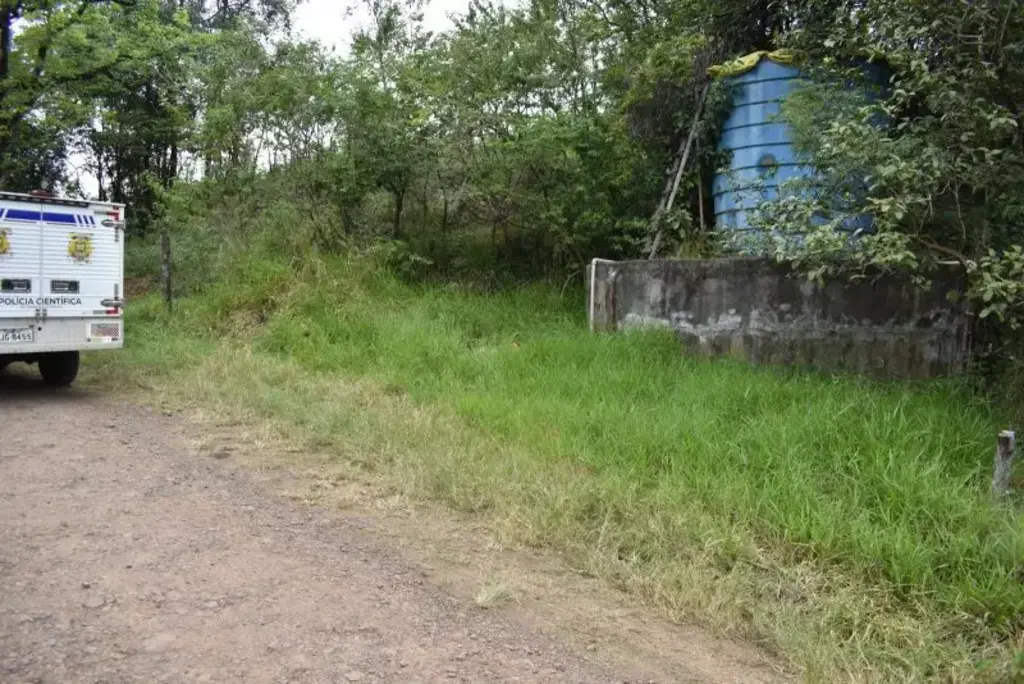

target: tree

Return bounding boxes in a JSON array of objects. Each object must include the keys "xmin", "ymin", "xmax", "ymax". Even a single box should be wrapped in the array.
[
  {"xmin": 756, "ymin": 1, "xmax": 1024, "ymax": 334},
  {"xmin": 342, "ymin": 0, "xmax": 432, "ymax": 239},
  {"xmin": 0, "ymin": 0, "xmax": 139, "ymax": 189}
]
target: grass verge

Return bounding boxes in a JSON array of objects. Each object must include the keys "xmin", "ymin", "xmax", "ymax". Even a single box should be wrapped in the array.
[{"xmin": 85, "ymin": 255, "xmax": 1024, "ymax": 682}]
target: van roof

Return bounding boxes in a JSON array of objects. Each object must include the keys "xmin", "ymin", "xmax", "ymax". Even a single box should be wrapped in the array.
[{"xmin": 0, "ymin": 189, "xmax": 125, "ymax": 209}]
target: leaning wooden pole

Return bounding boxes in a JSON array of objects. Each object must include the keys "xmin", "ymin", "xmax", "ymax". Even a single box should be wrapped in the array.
[
  {"xmin": 648, "ymin": 83, "xmax": 711, "ymax": 259},
  {"xmin": 697, "ymin": 139, "xmax": 706, "ymax": 232}
]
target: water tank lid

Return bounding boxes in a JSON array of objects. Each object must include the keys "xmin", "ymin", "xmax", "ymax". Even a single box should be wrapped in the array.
[{"xmin": 708, "ymin": 49, "xmax": 803, "ymax": 79}]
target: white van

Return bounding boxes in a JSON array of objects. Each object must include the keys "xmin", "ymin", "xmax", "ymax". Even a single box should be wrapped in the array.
[{"xmin": 0, "ymin": 190, "xmax": 125, "ymax": 386}]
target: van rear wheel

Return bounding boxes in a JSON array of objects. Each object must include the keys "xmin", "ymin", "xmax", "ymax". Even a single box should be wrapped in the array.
[{"xmin": 39, "ymin": 352, "xmax": 80, "ymax": 387}]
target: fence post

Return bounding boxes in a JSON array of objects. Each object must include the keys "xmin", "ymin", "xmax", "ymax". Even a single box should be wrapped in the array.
[
  {"xmin": 991, "ymin": 430, "xmax": 1016, "ymax": 498},
  {"xmin": 160, "ymin": 227, "xmax": 173, "ymax": 313}
]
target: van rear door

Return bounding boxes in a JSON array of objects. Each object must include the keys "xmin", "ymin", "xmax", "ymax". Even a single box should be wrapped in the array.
[
  {"xmin": 40, "ymin": 202, "xmax": 124, "ymax": 319},
  {"xmin": 0, "ymin": 198, "xmax": 42, "ymax": 324}
]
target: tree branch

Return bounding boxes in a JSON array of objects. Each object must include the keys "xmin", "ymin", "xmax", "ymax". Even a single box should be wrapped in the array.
[{"xmin": 913, "ymin": 235, "xmax": 969, "ymax": 267}]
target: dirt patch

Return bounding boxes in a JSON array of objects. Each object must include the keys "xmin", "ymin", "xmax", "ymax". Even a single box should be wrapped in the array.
[{"xmin": 0, "ymin": 367, "xmax": 784, "ymax": 683}]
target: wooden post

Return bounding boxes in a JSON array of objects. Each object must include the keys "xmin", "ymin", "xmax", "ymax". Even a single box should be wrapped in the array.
[
  {"xmin": 991, "ymin": 430, "xmax": 1016, "ymax": 498},
  {"xmin": 160, "ymin": 227, "xmax": 172, "ymax": 313}
]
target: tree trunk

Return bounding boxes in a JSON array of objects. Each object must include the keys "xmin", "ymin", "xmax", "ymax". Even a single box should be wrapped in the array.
[
  {"xmin": 96, "ymin": 144, "xmax": 107, "ymax": 202},
  {"xmin": 393, "ymin": 188, "xmax": 405, "ymax": 239},
  {"xmin": 421, "ymin": 186, "xmax": 428, "ymax": 235},
  {"xmin": 165, "ymin": 142, "xmax": 178, "ymax": 189},
  {"xmin": 437, "ymin": 171, "xmax": 449, "ymax": 234},
  {"xmin": 441, "ymin": 192, "xmax": 449, "ymax": 233},
  {"xmin": 0, "ymin": 5, "xmax": 15, "ymax": 84},
  {"xmin": 340, "ymin": 205, "xmax": 352, "ymax": 235}
]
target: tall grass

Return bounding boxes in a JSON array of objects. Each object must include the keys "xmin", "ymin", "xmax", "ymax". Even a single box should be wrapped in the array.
[{"xmin": 108, "ymin": 252, "xmax": 1024, "ymax": 680}]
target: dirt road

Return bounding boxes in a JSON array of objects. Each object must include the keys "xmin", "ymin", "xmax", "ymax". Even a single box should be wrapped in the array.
[{"xmin": 0, "ymin": 368, "xmax": 781, "ymax": 683}]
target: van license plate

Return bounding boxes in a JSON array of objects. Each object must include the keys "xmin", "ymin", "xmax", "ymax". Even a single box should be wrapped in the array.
[
  {"xmin": 89, "ymin": 322, "xmax": 121, "ymax": 341},
  {"xmin": 0, "ymin": 328, "xmax": 34, "ymax": 344}
]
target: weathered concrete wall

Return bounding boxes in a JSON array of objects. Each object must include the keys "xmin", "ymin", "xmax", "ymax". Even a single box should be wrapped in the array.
[{"xmin": 586, "ymin": 258, "xmax": 968, "ymax": 378}]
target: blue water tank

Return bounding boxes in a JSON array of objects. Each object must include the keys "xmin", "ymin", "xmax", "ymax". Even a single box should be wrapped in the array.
[{"xmin": 713, "ymin": 57, "xmax": 809, "ymax": 231}]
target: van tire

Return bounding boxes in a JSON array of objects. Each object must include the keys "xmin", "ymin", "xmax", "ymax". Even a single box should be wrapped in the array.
[{"xmin": 39, "ymin": 352, "xmax": 80, "ymax": 387}]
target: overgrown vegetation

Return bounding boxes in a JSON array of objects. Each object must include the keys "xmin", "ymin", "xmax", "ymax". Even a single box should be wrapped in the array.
[
  {"xmin": 6, "ymin": 0, "xmax": 1024, "ymax": 680},
  {"xmin": 756, "ymin": 3, "xmax": 1024, "ymax": 370},
  {"xmin": 7, "ymin": 1, "xmax": 1024, "ymax": 296},
  {"xmin": 96, "ymin": 244, "xmax": 1024, "ymax": 681},
  {"xmin": 5, "ymin": 1, "xmax": 1024, "ymax": 274}
]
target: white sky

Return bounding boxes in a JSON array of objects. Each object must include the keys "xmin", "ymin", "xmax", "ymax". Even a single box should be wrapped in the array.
[{"xmin": 292, "ymin": 0, "xmax": 471, "ymax": 54}]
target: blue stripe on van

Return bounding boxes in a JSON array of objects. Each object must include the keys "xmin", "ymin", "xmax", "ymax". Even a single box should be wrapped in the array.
[
  {"xmin": 6, "ymin": 209, "xmax": 41, "ymax": 221},
  {"xmin": 42, "ymin": 212, "xmax": 77, "ymax": 224}
]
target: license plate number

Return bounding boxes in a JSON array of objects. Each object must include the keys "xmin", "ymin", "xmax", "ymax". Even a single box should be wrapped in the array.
[{"xmin": 0, "ymin": 327, "xmax": 34, "ymax": 344}]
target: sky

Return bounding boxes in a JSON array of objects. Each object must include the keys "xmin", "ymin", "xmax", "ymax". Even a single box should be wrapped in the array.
[{"xmin": 292, "ymin": 0, "xmax": 471, "ymax": 54}]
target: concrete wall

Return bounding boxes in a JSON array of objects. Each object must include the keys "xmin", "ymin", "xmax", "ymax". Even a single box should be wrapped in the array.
[{"xmin": 586, "ymin": 258, "xmax": 969, "ymax": 378}]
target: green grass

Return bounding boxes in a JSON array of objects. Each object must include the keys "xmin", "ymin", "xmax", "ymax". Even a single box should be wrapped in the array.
[{"xmin": 93, "ymin": 254, "xmax": 1024, "ymax": 681}]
